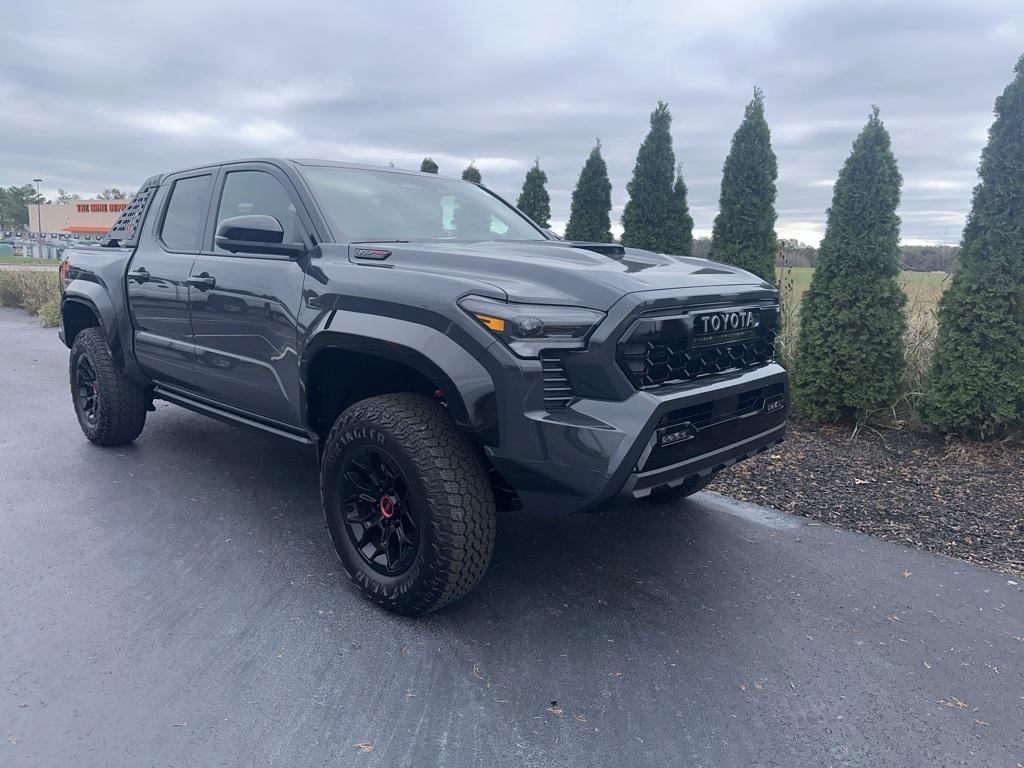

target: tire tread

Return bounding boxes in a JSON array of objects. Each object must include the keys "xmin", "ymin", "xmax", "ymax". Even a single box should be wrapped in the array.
[{"xmin": 70, "ymin": 328, "xmax": 146, "ymax": 446}]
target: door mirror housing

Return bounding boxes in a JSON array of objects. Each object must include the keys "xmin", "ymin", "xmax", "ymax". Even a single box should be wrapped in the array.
[{"xmin": 214, "ymin": 215, "xmax": 306, "ymax": 258}]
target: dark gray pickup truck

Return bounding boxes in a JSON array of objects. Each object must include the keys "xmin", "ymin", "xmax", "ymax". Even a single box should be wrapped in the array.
[{"xmin": 59, "ymin": 158, "xmax": 787, "ymax": 614}]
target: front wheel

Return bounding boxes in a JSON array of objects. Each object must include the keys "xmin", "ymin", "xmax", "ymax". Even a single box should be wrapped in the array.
[
  {"xmin": 320, "ymin": 393, "xmax": 496, "ymax": 616},
  {"xmin": 69, "ymin": 327, "xmax": 147, "ymax": 446}
]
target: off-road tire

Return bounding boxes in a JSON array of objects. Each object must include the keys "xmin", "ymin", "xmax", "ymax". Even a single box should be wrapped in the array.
[
  {"xmin": 643, "ymin": 472, "xmax": 715, "ymax": 504},
  {"xmin": 69, "ymin": 327, "xmax": 147, "ymax": 446},
  {"xmin": 320, "ymin": 393, "xmax": 496, "ymax": 616}
]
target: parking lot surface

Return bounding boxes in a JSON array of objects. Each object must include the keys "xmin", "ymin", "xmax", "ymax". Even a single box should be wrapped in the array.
[{"xmin": 1, "ymin": 307, "xmax": 1021, "ymax": 767}]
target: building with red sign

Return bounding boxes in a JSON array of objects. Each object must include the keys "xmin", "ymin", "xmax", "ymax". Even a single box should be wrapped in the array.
[{"xmin": 28, "ymin": 200, "xmax": 129, "ymax": 240}]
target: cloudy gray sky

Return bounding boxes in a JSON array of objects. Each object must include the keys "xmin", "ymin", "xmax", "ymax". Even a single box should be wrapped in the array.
[{"xmin": 2, "ymin": 0, "xmax": 1021, "ymax": 244}]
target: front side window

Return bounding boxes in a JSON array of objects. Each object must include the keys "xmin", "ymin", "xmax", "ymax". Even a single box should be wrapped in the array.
[
  {"xmin": 160, "ymin": 174, "xmax": 213, "ymax": 251},
  {"xmin": 301, "ymin": 166, "xmax": 545, "ymax": 243},
  {"xmin": 214, "ymin": 170, "xmax": 302, "ymax": 252}
]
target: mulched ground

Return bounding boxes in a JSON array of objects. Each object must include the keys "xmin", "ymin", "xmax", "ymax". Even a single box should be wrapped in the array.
[{"xmin": 709, "ymin": 418, "xmax": 1024, "ymax": 578}]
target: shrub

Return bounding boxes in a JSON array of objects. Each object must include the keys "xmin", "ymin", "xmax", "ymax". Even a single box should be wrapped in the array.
[
  {"xmin": 420, "ymin": 157, "xmax": 439, "ymax": 174},
  {"xmin": 621, "ymin": 101, "xmax": 678, "ymax": 253},
  {"xmin": 461, "ymin": 163, "xmax": 482, "ymax": 184},
  {"xmin": 0, "ymin": 269, "xmax": 60, "ymax": 326},
  {"xmin": 709, "ymin": 88, "xmax": 778, "ymax": 283},
  {"xmin": 670, "ymin": 166, "xmax": 694, "ymax": 256},
  {"xmin": 921, "ymin": 55, "xmax": 1024, "ymax": 439},
  {"xmin": 564, "ymin": 140, "xmax": 613, "ymax": 243},
  {"xmin": 792, "ymin": 107, "xmax": 907, "ymax": 423},
  {"xmin": 516, "ymin": 158, "xmax": 551, "ymax": 228},
  {"xmin": 37, "ymin": 295, "xmax": 61, "ymax": 327}
]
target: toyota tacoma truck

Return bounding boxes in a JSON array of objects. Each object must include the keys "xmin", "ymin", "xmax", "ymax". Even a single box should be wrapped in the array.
[{"xmin": 58, "ymin": 159, "xmax": 787, "ymax": 615}]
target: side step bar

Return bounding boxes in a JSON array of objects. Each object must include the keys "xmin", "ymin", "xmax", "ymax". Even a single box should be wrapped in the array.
[{"xmin": 153, "ymin": 386, "xmax": 317, "ymax": 447}]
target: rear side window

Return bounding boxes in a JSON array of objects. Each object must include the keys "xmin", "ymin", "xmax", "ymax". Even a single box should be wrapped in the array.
[{"xmin": 160, "ymin": 175, "xmax": 212, "ymax": 251}]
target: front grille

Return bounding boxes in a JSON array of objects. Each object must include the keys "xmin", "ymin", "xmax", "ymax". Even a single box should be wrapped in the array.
[
  {"xmin": 618, "ymin": 306, "xmax": 777, "ymax": 390},
  {"xmin": 540, "ymin": 352, "xmax": 574, "ymax": 409}
]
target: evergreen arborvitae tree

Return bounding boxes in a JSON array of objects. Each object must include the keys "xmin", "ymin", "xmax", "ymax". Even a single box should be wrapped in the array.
[
  {"xmin": 921, "ymin": 55, "xmax": 1024, "ymax": 439},
  {"xmin": 792, "ymin": 107, "xmax": 906, "ymax": 422},
  {"xmin": 709, "ymin": 88, "xmax": 778, "ymax": 282},
  {"xmin": 564, "ymin": 140, "xmax": 612, "ymax": 243},
  {"xmin": 420, "ymin": 157, "xmax": 439, "ymax": 174},
  {"xmin": 516, "ymin": 158, "xmax": 551, "ymax": 227},
  {"xmin": 670, "ymin": 165, "xmax": 694, "ymax": 256},
  {"xmin": 621, "ymin": 101, "xmax": 678, "ymax": 253},
  {"xmin": 454, "ymin": 161, "xmax": 490, "ymax": 236},
  {"xmin": 462, "ymin": 163, "xmax": 482, "ymax": 184}
]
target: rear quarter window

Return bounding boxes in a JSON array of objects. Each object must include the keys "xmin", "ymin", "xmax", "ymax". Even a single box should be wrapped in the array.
[{"xmin": 160, "ymin": 175, "xmax": 213, "ymax": 251}]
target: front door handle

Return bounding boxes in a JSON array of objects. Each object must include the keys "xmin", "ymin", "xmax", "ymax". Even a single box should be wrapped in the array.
[
  {"xmin": 127, "ymin": 268, "xmax": 149, "ymax": 283},
  {"xmin": 187, "ymin": 273, "xmax": 216, "ymax": 290}
]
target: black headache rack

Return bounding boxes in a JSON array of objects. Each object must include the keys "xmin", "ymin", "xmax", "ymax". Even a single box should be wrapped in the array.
[
  {"xmin": 617, "ymin": 304, "xmax": 779, "ymax": 390},
  {"xmin": 99, "ymin": 175, "xmax": 161, "ymax": 247}
]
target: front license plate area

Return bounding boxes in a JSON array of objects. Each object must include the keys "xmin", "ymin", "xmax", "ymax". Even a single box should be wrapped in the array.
[{"xmin": 691, "ymin": 308, "xmax": 761, "ymax": 349}]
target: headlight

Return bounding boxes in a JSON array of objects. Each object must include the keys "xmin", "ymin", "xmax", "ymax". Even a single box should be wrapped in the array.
[{"xmin": 459, "ymin": 295, "xmax": 605, "ymax": 358}]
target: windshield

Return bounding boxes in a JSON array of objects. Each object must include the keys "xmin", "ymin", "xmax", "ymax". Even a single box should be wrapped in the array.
[{"xmin": 300, "ymin": 166, "xmax": 547, "ymax": 243}]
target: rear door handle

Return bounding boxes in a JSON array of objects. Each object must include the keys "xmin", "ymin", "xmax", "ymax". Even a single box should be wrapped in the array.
[
  {"xmin": 127, "ymin": 268, "xmax": 149, "ymax": 283},
  {"xmin": 187, "ymin": 273, "xmax": 216, "ymax": 290}
]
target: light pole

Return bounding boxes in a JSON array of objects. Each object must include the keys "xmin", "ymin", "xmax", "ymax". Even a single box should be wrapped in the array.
[{"xmin": 32, "ymin": 178, "xmax": 43, "ymax": 258}]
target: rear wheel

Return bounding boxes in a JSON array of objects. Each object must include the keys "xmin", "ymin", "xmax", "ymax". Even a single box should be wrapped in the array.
[
  {"xmin": 320, "ymin": 393, "xmax": 496, "ymax": 616},
  {"xmin": 69, "ymin": 328, "xmax": 147, "ymax": 446}
]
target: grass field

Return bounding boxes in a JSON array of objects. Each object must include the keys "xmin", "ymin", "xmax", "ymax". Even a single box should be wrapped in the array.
[{"xmin": 778, "ymin": 266, "xmax": 949, "ymax": 313}]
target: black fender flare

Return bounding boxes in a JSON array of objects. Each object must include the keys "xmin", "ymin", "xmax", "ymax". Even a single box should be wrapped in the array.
[
  {"xmin": 302, "ymin": 310, "xmax": 499, "ymax": 445},
  {"xmin": 60, "ymin": 283, "xmax": 121, "ymax": 358}
]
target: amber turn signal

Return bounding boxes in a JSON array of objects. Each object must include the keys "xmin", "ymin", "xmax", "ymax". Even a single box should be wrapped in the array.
[{"xmin": 473, "ymin": 314, "xmax": 506, "ymax": 332}]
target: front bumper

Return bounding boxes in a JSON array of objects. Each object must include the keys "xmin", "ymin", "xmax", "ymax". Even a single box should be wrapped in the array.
[{"xmin": 485, "ymin": 362, "xmax": 787, "ymax": 514}]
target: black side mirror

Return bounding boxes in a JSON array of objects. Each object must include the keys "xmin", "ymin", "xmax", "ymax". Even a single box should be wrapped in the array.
[{"xmin": 215, "ymin": 215, "xmax": 306, "ymax": 258}]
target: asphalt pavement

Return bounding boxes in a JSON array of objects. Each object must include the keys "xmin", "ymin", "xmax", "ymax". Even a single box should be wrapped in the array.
[{"xmin": 1, "ymin": 307, "xmax": 1021, "ymax": 768}]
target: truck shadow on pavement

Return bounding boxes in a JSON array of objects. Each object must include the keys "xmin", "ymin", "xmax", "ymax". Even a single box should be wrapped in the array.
[
  {"xmin": 138, "ymin": 405, "xmax": 772, "ymax": 642},
  {"xmin": 130, "ymin": 408, "xmax": 790, "ymax": 729}
]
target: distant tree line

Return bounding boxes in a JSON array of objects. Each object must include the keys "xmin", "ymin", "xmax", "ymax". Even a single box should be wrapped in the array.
[
  {"xmin": 0, "ymin": 185, "xmax": 44, "ymax": 231},
  {"xmin": 775, "ymin": 241, "xmax": 960, "ymax": 272},
  {"xmin": 898, "ymin": 245, "xmax": 959, "ymax": 272}
]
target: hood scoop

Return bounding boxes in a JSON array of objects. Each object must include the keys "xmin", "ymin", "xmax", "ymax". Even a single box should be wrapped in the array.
[
  {"xmin": 692, "ymin": 266, "xmax": 735, "ymax": 275},
  {"xmin": 568, "ymin": 242, "xmax": 626, "ymax": 259}
]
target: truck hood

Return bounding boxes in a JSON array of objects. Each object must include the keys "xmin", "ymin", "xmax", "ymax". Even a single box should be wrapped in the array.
[{"xmin": 346, "ymin": 239, "xmax": 770, "ymax": 309}]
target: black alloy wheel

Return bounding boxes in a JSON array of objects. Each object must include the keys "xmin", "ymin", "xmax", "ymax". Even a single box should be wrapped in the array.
[
  {"xmin": 75, "ymin": 354, "xmax": 100, "ymax": 425},
  {"xmin": 340, "ymin": 445, "xmax": 420, "ymax": 576}
]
